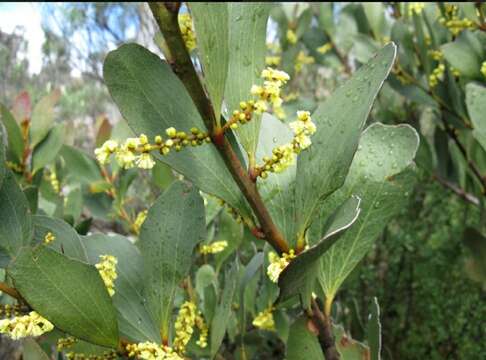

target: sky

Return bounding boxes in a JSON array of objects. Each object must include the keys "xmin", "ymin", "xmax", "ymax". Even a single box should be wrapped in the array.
[{"xmin": 0, "ymin": 2, "xmax": 44, "ymax": 74}]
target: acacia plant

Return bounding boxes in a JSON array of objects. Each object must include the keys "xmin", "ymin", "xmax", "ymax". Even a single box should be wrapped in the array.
[{"xmin": 0, "ymin": 3, "xmax": 420, "ymax": 360}]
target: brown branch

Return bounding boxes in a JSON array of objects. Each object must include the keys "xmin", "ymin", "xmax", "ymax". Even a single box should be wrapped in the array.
[
  {"xmin": 310, "ymin": 299, "xmax": 340, "ymax": 360},
  {"xmin": 0, "ymin": 282, "xmax": 23, "ymax": 303},
  {"xmin": 432, "ymin": 174, "xmax": 480, "ymax": 206},
  {"xmin": 439, "ymin": 115, "xmax": 486, "ymax": 194},
  {"xmin": 149, "ymin": 2, "xmax": 289, "ymax": 254}
]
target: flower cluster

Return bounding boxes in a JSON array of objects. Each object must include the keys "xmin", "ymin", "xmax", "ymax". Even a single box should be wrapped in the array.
[
  {"xmin": 126, "ymin": 342, "xmax": 183, "ymax": 360},
  {"xmin": 57, "ymin": 336, "xmax": 78, "ymax": 351},
  {"xmin": 65, "ymin": 351, "xmax": 117, "ymax": 360},
  {"xmin": 265, "ymin": 56, "xmax": 281, "ymax": 67},
  {"xmin": 429, "ymin": 63, "xmax": 445, "ymax": 88},
  {"xmin": 286, "ymin": 29, "xmax": 297, "ymax": 44},
  {"xmin": 131, "ymin": 210, "xmax": 148, "ymax": 235},
  {"xmin": 256, "ymin": 111, "xmax": 316, "ymax": 178},
  {"xmin": 250, "ymin": 67, "xmax": 290, "ymax": 120},
  {"xmin": 95, "ymin": 128, "xmax": 210, "ymax": 170},
  {"xmin": 0, "ymin": 311, "xmax": 54, "ymax": 340},
  {"xmin": 0, "ymin": 304, "xmax": 23, "ymax": 318},
  {"xmin": 481, "ymin": 61, "xmax": 486, "ymax": 79},
  {"xmin": 95, "ymin": 255, "xmax": 118, "ymax": 297},
  {"xmin": 252, "ymin": 306, "xmax": 275, "ymax": 331},
  {"xmin": 266, "ymin": 249, "xmax": 296, "ymax": 283},
  {"xmin": 44, "ymin": 231, "xmax": 56, "ymax": 245},
  {"xmin": 295, "ymin": 51, "xmax": 315, "ymax": 74},
  {"xmin": 408, "ymin": 2, "xmax": 425, "ymax": 16},
  {"xmin": 49, "ymin": 170, "xmax": 60, "ymax": 193},
  {"xmin": 173, "ymin": 301, "xmax": 198, "ymax": 354},
  {"xmin": 439, "ymin": 5, "xmax": 476, "ymax": 36},
  {"xmin": 178, "ymin": 13, "xmax": 196, "ymax": 51},
  {"xmin": 195, "ymin": 313, "xmax": 208, "ymax": 348},
  {"xmin": 5, "ymin": 161, "xmax": 23, "ymax": 173},
  {"xmin": 200, "ymin": 240, "xmax": 228, "ymax": 255},
  {"xmin": 317, "ymin": 42, "xmax": 333, "ymax": 54},
  {"xmin": 428, "ymin": 50, "xmax": 443, "ymax": 61}
]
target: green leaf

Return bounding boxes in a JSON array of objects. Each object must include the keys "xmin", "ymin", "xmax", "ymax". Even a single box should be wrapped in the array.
[
  {"xmin": 0, "ymin": 103, "xmax": 24, "ymax": 163},
  {"xmin": 22, "ymin": 338, "xmax": 50, "ymax": 360},
  {"xmin": 367, "ymin": 297, "xmax": 381, "ymax": 360},
  {"xmin": 139, "ymin": 181, "xmax": 205, "ymax": 339},
  {"xmin": 190, "ymin": 3, "xmax": 228, "ymax": 121},
  {"xmin": 466, "ymin": 83, "xmax": 486, "ymax": 152},
  {"xmin": 64, "ymin": 187, "xmax": 83, "ymax": 221},
  {"xmin": 30, "ymin": 89, "xmax": 61, "ymax": 148},
  {"xmin": 224, "ymin": 3, "xmax": 270, "ymax": 155},
  {"xmin": 318, "ymin": 123, "xmax": 419, "ymax": 301},
  {"xmin": 278, "ymin": 196, "xmax": 361, "ymax": 304},
  {"xmin": 362, "ymin": 3, "xmax": 386, "ymax": 39},
  {"xmin": 23, "ymin": 186, "xmax": 38, "ymax": 214},
  {"xmin": 441, "ymin": 31, "xmax": 483, "ymax": 78},
  {"xmin": 32, "ymin": 215, "xmax": 88, "ymax": 261},
  {"xmin": 213, "ymin": 211, "xmax": 244, "ymax": 272},
  {"xmin": 0, "ymin": 171, "xmax": 33, "ymax": 265},
  {"xmin": 59, "ymin": 145, "xmax": 103, "ymax": 184},
  {"xmin": 256, "ymin": 113, "xmax": 297, "ymax": 246},
  {"xmin": 210, "ymin": 262, "xmax": 238, "ymax": 357},
  {"xmin": 12, "ymin": 91, "xmax": 32, "ymax": 124},
  {"xmin": 294, "ymin": 43, "xmax": 397, "ymax": 242},
  {"xmin": 103, "ymin": 43, "xmax": 251, "ymax": 218},
  {"xmin": 462, "ymin": 227, "xmax": 486, "ymax": 285},
  {"xmin": 0, "ymin": 122, "xmax": 6, "ymax": 188},
  {"xmin": 32, "ymin": 123, "xmax": 65, "ymax": 174},
  {"xmin": 286, "ymin": 317, "xmax": 324, "ymax": 360},
  {"xmin": 8, "ymin": 246, "xmax": 119, "ymax": 348},
  {"xmin": 151, "ymin": 162, "xmax": 174, "ymax": 190},
  {"xmin": 82, "ymin": 234, "xmax": 160, "ymax": 343}
]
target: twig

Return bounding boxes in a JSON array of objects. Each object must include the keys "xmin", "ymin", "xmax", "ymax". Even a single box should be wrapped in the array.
[
  {"xmin": 432, "ymin": 174, "xmax": 480, "ymax": 206},
  {"xmin": 149, "ymin": 2, "xmax": 289, "ymax": 254},
  {"xmin": 310, "ymin": 299, "xmax": 340, "ymax": 360},
  {"xmin": 0, "ymin": 282, "xmax": 24, "ymax": 303}
]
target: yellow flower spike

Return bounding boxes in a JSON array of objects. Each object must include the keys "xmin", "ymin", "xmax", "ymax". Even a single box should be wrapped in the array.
[
  {"xmin": 178, "ymin": 13, "xmax": 196, "ymax": 52},
  {"xmin": 252, "ymin": 306, "xmax": 275, "ymax": 331},
  {"xmin": 265, "ymin": 55, "xmax": 281, "ymax": 67},
  {"xmin": 132, "ymin": 210, "xmax": 148, "ymax": 235},
  {"xmin": 0, "ymin": 311, "xmax": 54, "ymax": 340},
  {"xmin": 136, "ymin": 153, "xmax": 156, "ymax": 170},
  {"xmin": 295, "ymin": 51, "xmax": 315, "ymax": 74},
  {"xmin": 195, "ymin": 313, "xmax": 208, "ymax": 348},
  {"xmin": 173, "ymin": 301, "xmax": 198, "ymax": 354},
  {"xmin": 95, "ymin": 255, "xmax": 118, "ymax": 297},
  {"xmin": 408, "ymin": 2, "xmax": 425, "ymax": 16},
  {"xmin": 94, "ymin": 139, "xmax": 118, "ymax": 164},
  {"xmin": 125, "ymin": 342, "xmax": 183, "ymax": 360},
  {"xmin": 428, "ymin": 50, "xmax": 443, "ymax": 61},
  {"xmin": 267, "ymin": 249, "xmax": 296, "ymax": 283},
  {"xmin": 286, "ymin": 29, "xmax": 297, "ymax": 44},
  {"xmin": 43, "ymin": 232, "xmax": 56, "ymax": 245},
  {"xmin": 317, "ymin": 42, "xmax": 333, "ymax": 54},
  {"xmin": 57, "ymin": 336, "xmax": 78, "ymax": 351},
  {"xmin": 200, "ymin": 241, "xmax": 228, "ymax": 255},
  {"xmin": 481, "ymin": 61, "xmax": 486, "ymax": 78}
]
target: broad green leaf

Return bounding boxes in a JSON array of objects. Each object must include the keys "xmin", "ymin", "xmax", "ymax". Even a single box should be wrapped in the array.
[
  {"xmin": 30, "ymin": 89, "xmax": 61, "ymax": 148},
  {"xmin": 363, "ymin": 3, "xmax": 386, "ymax": 39},
  {"xmin": 318, "ymin": 3, "xmax": 336, "ymax": 38},
  {"xmin": 82, "ymin": 234, "xmax": 159, "ymax": 342},
  {"xmin": 224, "ymin": 3, "xmax": 270, "ymax": 156},
  {"xmin": 64, "ymin": 187, "xmax": 83, "ymax": 221},
  {"xmin": 210, "ymin": 262, "xmax": 238, "ymax": 357},
  {"xmin": 462, "ymin": 227, "xmax": 486, "ymax": 285},
  {"xmin": 32, "ymin": 215, "xmax": 88, "ymax": 261},
  {"xmin": 22, "ymin": 338, "xmax": 50, "ymax": 360},
  {"xmin": 23, "ymin": 186, "xmax": 38, "ymax": 214},
  {"xmin": 0, "ymin": 171, "xmax": 33, "ymax": 266},
  {"xmin": 256, "ymin": 113, "xmax": 297, "ymax": 246},
  {"xmin": 466, "ymin": 83, "xmax": 486, "ymax": 152},
  {"xmin": 278, "ymin": 196, "xmax": 361, "ymax": 303},
  {"xmin": 139, "ymin": 181, "xmax": 205, "ymax": 339},
  {"xmin": 286, "ymin": 317, "xmax": 324, "ymax": 360},
  {"xmin": 59, "ymin": 145, "xmax": 103, "ymax": 184},
  {"xmin": 32, "ymin": 123, "xmax": 65, "ymax": 174},
  {"xmin": 367, "ymin": 297, "xmax": 381, "ymax": 360},
  {"xmin": 214, "ymin": 211, "xmax": 244, "ymax": 272},
  {"xmin": 8, "ymin": 246, "xmax": 119, "ymax": 348},
  {"xmin": 318, "ymin": 123, "xmax": 419, "ymax": 301},
  {"xmin": 441, "ymin": 31, "xmax": 483, "ymax": 78},
  {"xmin": 0, "ymin": 104, "xmax": 24, "ymax": 163},
  {"xmin": 294, "ymin": 43, "xmax": 397, "ymax": 242},
  {"xmin": 190, "ymin": 3, "xmax": 228, "ymax": 120},
  {"xmin": 103, "ymin": 43, "xmax": 251, "ymax": 218},
  {"xmin": 151, "ymin": 162, "xmax": 174, "ymax": 190}
]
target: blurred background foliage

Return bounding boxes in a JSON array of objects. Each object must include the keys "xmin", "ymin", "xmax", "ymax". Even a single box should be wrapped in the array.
[{"xmin": 0, "ymin": 2, "xmax": 485, "ymax": 359}]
